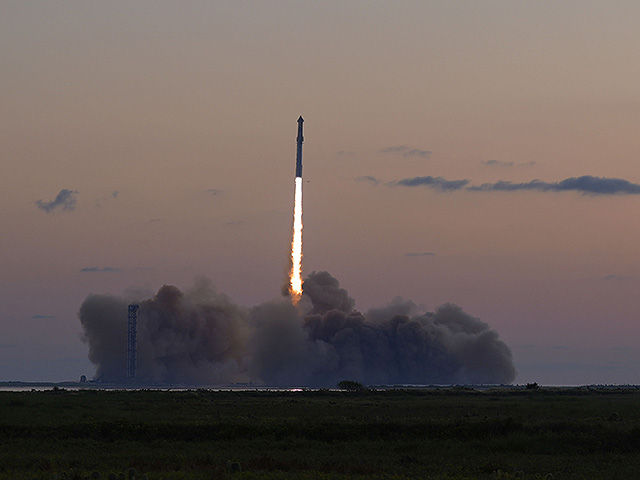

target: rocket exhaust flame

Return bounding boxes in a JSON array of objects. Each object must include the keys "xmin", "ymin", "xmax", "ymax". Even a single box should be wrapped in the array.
[
  {"xmin": 289, "ymin": 116, "xmax": 304, "ymax": 304},
  {"xmin": 289, "ymin": 178, "xmax": 303, "ymax": 303}
]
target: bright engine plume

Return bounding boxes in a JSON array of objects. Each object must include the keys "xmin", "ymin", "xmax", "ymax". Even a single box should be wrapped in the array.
[
  {"xmin": 289, "ymin": 116, "xmax": 304, "ymax": 304},
  {"xmin": 289, "ymin": 177, "xmax": 303, "ymax": 302}
]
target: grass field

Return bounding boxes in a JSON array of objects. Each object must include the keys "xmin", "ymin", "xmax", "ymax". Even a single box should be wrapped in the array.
[{"xmin": 1, "ymin": 387, "xmax": 640, "ymax": 479}]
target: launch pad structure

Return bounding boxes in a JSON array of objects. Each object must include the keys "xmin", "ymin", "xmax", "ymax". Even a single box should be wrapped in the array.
[{"xmin": 127, "ymin": 304, "xmax": 139, "ymax": 379}]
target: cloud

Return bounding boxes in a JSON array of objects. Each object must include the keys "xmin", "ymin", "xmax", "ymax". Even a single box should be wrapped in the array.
[
  {"xmin": 468, "ymin": 176, "xmax": 640, "ymax": 195},
  {"xmin": 604, "ymin": 275, "xmax": 638, "ymax": 283},
  {"xmin": 406, "ymin": 252, "xmax": 435, "ymax": 257},
  {"xmin": 391, "ymin": 174, "xmax": 640, "ymax": 196},
  {"xmin": 32, "ymin": 315, "xmax": 55, "ymax": 319},
  {"xmin": 481, "ymin": 160, "xmax": 536, "ymax": 168},
  {"xmin": 482, "ymin": 160, "xmax": 514, "ymax": 167},
  {"xmin": 380, "ymin": 146, "xmax": 409, "ymax": 154},
  {"xmin": 35, "ymin": 189, "xmax": 78, "ymax": 213},
  {"xmin": 80, "ymin": 267, "xmax": 121, "ymax": 273},
  {"xmin": 336, "ymin": 150, "xmax": 356, "ymax": 156},
  {"xmin": 380, "ymin": 145, "xmax": 432, "ymax": 159},
  {"xmin": 355, "ymin": 175, "xmax": 381, "ymax": 186},
  {"xmin": 205, "ymin": 188, "xmax": 222, "ymax": 196},
  {"xmin": 95, "ymin": 190, "xmax": 120, "ymax": 209},
  {"xmin": 391, "ymin": 176, "xmax": 469, "ymax": 191},
  {"xmin": 392, "ymin": 174, "xmax": 640, "ymax": 196}
]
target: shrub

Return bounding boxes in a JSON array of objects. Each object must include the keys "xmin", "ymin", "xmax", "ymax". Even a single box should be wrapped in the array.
[{"xmin": 337, "ymin": 380, "xmax": 367, "ymax": 392}]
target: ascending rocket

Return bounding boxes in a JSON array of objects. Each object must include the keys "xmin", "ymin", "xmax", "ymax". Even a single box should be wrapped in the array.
[{"xmin": 295, "ymin": 116, "xmax": 304, "ymax": 178}]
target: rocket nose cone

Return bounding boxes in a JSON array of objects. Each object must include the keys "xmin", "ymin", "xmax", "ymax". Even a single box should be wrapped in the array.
[{"xmin": 298, "ymin": 116, "xmax": 304, "ymax": 123}]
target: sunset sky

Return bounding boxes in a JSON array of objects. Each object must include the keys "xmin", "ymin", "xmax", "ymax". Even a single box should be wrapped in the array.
[{"xmin": 2, "ymin": 1, "xmax": 640, "ymax": 385}]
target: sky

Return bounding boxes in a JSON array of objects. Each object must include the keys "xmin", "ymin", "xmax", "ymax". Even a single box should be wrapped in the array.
[{"xmin": 2, "ymin": 1, "xmax": 640, "ymax": 385}]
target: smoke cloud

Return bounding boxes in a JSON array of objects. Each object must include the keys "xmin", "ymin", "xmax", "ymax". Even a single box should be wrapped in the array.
[
  {"xmin": 35, "ymin": 189, "xmax": 78, "ymax": 213},
  {"xmin": 79, "ymin": 271, "xmax": 517, "ymax": 386}
]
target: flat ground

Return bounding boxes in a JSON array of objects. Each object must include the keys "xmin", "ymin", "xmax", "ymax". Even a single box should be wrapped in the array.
[{"xmin": 1, "ymin": 387, "xmax": 640, "ymax": 479}]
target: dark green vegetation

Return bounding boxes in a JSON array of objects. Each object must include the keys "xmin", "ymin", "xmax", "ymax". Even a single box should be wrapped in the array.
[
  {"xmin": 336, "ymin": 381, "xmax": 366, "ymax": 392},
  {"xmin": 2, "ymin": 387, "xmax": 640, "ymax": 479}
]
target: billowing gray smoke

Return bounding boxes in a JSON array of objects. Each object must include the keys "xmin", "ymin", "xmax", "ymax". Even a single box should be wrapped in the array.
[
  {"xmin": 79, "ymin": 271, "xmax": 517, "ymax": 385},
  {"xmin": 79, "ymin": 277, "xmax": 249, "ymax": 384}
]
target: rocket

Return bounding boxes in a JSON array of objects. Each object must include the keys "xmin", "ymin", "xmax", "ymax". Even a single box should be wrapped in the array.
[{"xmin": 295, "ymin": 116, "xmax": 304, "ymax": 178}]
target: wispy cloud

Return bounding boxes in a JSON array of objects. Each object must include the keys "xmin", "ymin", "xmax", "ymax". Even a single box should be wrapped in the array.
[
  {"xmin": 604, "ymin": 275, "xmax": 638, "ymax": 283},
  {"xmin": 380, "ymin": 145, "xmax": 432, "ymax": 159},
  {"xmin": 336, "ymin": 150, "xmax": 356, "ymax": 156},
  {"xmin": 32, "ymin": 314, "xmax": 55, "ymax": 319},
  {"xmin": 482, "ymin": 160, "xmax": 514, "ymax": 167},
  {"xmin": 355, "ymin": 175, "xmax": 381, "ymax": 186},
  {"xmin": 80, "ymin": 267, "xmax": 121, "ymax": 273},
  {"xmin": 391, "ymin": 174, "xmax": 640, "ymax": 196},
  {"xmin": 380, "ymin": 146, "xmax": 408, "ymax": 154},
  {"xmin": 512, "ymin": 344, "xmax": 570, "ymax": 351},
  {"xmin": 406, "ymin": 252, "xmax": 435, "ymax": 257},
  {"xmin": 95, "ymin": 190, "xmax": 120, "ymax": 209},
  {"xmin": 468, "ymin": 176, "xmax": 640, "ymax": 195},
  {"xmin": 482, "ymin": 160, "xmax": 536, "ymax": 168},
  {"xmin": 391, "ymin": 176, "xmax": 469, "ymax": 191},
  {"xmin": 35, "ymin": 189, "xmax": 78, "ymax": 213},
  {"xmin": 205, "ymin": 188, "xmax": 222, "ymax": 196}
]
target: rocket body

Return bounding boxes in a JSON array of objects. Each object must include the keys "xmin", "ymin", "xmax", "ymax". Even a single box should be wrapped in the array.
[{"xmin": 295, "ymin": 116, "xmax": 304, "ymax": 177}]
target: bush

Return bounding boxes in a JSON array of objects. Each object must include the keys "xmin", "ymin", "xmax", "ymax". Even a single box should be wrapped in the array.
[{"xmin": 337, "ymin": 380, "xmax": 366, "ymax": 392}]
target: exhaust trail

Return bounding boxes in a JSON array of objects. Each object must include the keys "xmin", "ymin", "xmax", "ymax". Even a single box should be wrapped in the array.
[
  {"xmin": 290, "ymin": 177, "xmax": 303, "ymax": 302},
  {"xmin": 289, "ymin": 116, "xmax": 304, "ymax": 304}
]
